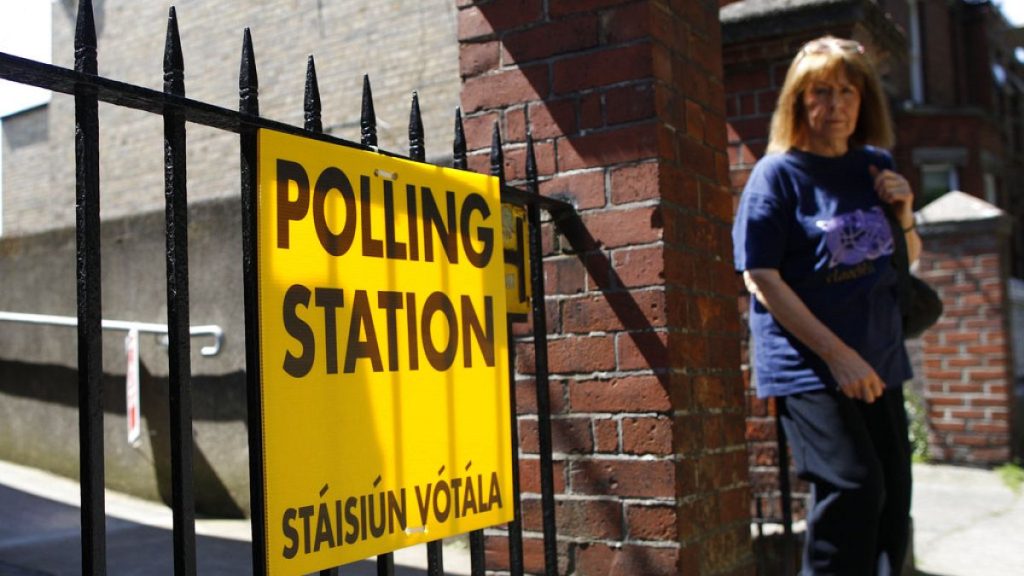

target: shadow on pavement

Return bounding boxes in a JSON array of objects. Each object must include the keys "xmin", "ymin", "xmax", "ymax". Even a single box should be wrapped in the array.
[{"xmin": 0, "ymin": 485, "xmax": 430, "ymax": 575}]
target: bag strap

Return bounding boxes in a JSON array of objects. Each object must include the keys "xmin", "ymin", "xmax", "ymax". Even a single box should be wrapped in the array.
[{"xmin": 885, "ymin": 207, "xmax": 913, "ymax": 314}]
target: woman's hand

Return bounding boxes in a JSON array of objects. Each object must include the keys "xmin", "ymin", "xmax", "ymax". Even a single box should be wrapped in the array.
[
  {"xmin": 869, "ymin": 164, "xmax": 922, "ymax": 263},
  {"xmin": 744, "ymin": 269, "xmax": 885, "ymax": 403},
  {"xmin": 821, "ymin": 342, "xmax": 885, "ymax": 403},
  {"xmin": 869, "ymin": 165, "xmax": 914, "ymax": 225}
]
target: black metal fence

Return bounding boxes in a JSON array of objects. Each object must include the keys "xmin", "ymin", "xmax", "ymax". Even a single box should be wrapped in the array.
[{"xmin": 0, "ymin": 1, "xmax": 575, "ymax": 574}]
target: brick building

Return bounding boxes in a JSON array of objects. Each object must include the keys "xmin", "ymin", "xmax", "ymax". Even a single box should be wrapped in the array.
[{"xmin": 2, "ymin": 1, "xmax": 755, "ymax": 574}]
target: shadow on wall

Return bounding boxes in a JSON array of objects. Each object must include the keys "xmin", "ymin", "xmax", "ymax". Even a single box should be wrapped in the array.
[
  {"xmin": 464, "ymin": 3, "xmax": 673, "ymax": 380},
  {"xmin": 463, "ymin": 5, "xmax": 691, "ymax": 574},
  {"xmin": 0, "ymin": 358, "xmax": 247, "ymax": 518}
]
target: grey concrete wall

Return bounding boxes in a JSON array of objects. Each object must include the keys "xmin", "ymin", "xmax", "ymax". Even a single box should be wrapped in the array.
[
  {"xmin": 0, "ymin": 197, "xmax": 250, "ymax": 516},
  {"xmin": 2, "ymin": 0, "xmax": 460, "ymax": 237}
]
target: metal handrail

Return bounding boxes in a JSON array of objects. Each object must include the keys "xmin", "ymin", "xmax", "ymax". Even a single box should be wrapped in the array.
[{"xmin": 0, "ymin": 311, "xmax": 223, "ymax": 357}]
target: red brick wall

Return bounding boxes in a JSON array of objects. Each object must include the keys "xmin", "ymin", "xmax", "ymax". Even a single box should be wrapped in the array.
[
  {"xmin": 917, "ymin": 223, "xmax": 1014, "ymax": 465},
  {"xmin": 892, "ymin": 113, "xmax": 1003, "ymax": 209},
  {"xmin": 458, "ymin": 1, "xmax": 753, "ymax": 574}
]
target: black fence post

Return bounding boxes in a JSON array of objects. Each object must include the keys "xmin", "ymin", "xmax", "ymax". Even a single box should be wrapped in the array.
[
  {"xmin": 359, "ymin": 77, "xmax": 394, "ymax": 576},
  {"xmin": 74, "ymin": 0, "xmax": 106, "ymax": 573},
  {"xmin": 299, "ymin": 52, "xmax": 345, "ymax": 576},
  {"xmin": 491, "ymin": 123, "xmax": 526, "ymax": 576},
  {"xmin": 453, "ymin": 108, "xmax": 488, "ymax": 576},
  {"xmin": 162, "ymin": 8, "xmax": 198, "ymax": 576},
  {"xmin": 406, "ymin": 91, "xmax": 445, "ymax": 576},
  {"xmin": 525, "ymin": 134, "xmax": 558, "ymax": 576},
  {"xmin": 238, "ymin": 27, "xmax": 268, "ymax": 576}
]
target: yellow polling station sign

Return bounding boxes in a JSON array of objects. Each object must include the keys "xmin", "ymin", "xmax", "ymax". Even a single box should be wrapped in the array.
[
  {"xmin": 501, "ymin": 203, "xmax": 531, "ymax": 318},
  {"xmin": 256, "ymin": 129, "xmax": 513, "ymax": 575}
]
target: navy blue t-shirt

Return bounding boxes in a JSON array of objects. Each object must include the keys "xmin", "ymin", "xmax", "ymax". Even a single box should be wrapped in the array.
[{"xmin": 733, "ymin": 147, "xmax": 912, "ymax": 398}]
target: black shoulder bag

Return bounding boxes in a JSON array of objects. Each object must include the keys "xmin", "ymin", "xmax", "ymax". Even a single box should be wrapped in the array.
[{"xmin": 886, "ymin": 210, "xmax": 943, "ymax": 339}]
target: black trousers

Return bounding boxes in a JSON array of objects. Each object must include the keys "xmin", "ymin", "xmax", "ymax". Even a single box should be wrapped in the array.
[{"xmin": 778, "ymin": 387, "xmax": 912, "ymax": 576}]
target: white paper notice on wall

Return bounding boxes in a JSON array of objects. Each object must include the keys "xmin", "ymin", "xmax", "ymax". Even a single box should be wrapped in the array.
[{"xmin": 125, "ymin": 328, "xmax": 141, "ymax": 446}]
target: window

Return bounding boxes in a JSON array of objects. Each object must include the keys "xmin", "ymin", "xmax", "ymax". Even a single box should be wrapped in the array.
[
  {"xmin": 920, "ymin": 164, "xmax": 959, "ymax": 206},
  {"xmin": 984, "ymin": 172, "xmax": 998, "ymax": 206}
]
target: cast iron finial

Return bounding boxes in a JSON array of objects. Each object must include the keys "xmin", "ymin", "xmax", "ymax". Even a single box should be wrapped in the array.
[
  {"xmin": 409, "ymin": 92, "xmax": 424, "ymax": 161},
  {"xmin": 304, "ymin": 55, "xmax": 322, "ymax": 133},
  {"xmin": 453, "ymin": 107, "xmax": 467, "ymax": 170},
  {"xmin": 489, "ymin": 121, "xmax": 504, "ymax": 181},
  {"xmin": 163, "ymin": 7, "xmax": 184, "ymax": 96},
  {"xmin": 75, "ymin": 0, "xmax": 97, "ymax": 74},
  {"xmin": 239, "ymin": 28, "xmax": 259, "ymax": 115},
  {"xmin": 526, "ymin": 132, "xmax": 538, "ymax": 193},
  {"xmin": 360, "ymin": 75, "xmax": 378, "ymax": 147}
]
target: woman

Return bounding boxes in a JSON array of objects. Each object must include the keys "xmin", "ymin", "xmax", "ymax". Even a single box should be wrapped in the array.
[{"xmin": 732, "ymin": 36, "xmax": 920, "ymax": 575}]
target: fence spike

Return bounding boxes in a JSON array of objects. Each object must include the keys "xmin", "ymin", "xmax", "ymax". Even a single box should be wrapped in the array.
[
  {"xmin": 74, "ymin": 0, "xmax": 97, "ymax": 74},
  {"xmin": 361, "ymin": 75, "xmax": 378, "ymax": 147},
  {"xmin": 526, "ymin": 132, "xmax": 538, "ymax": 191},
  {"xmin": 163, "ymin": 7, "xmax": 184, "ymax": 96},
  {"xmin": 409, "ymin": 92, "xmax": 424, "ymax": 162},
  {"xmin": 453, "ymin": 107, "xmax": 467, "ymax": 170},
  {"xmin": 239, "ymin": 28, "xmax": 259, "ymax": 115},
  {"xmin": 304, "ymin": 55, "xmax": 322, "ymax": 133},
  {"xmin": 489, "ymin": 121, "xmax": 504, "ymax": 182}
]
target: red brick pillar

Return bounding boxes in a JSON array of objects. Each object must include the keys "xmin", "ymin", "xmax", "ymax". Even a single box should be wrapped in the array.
[
  {"xmin": 458, "ymin": 1, "xmax": 752, "ymax": 574},
  {"xmin": 916, "ymin": 193, "xmax": 1015, "ymax": 465}
]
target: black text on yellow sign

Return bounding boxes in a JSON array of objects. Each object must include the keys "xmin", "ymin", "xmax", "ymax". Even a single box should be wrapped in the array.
[{"xmin": 256, "ymin": 129, "xmax": 514, "ymax": 575}]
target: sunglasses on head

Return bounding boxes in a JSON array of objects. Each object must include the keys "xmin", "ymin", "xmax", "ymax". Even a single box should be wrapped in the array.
[{"xmin": 799, "ymin": 38, "xmax": 865, "ymax": 57}]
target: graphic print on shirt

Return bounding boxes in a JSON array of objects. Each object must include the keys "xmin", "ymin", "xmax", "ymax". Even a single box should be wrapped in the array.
[{"xmin": 815, "ymin": 206, "xmax": 893, "ymax": 269}]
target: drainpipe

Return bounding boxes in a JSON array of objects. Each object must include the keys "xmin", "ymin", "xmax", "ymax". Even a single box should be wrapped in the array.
[{"xmin": 909, "ymin": 0, "xmax": 925, "ymax": 104}]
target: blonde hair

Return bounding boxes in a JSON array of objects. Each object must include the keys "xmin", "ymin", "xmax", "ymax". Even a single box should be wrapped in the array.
[{"xmin": 767, "ymin": 36, "xmax": 894, "ymax": 153}]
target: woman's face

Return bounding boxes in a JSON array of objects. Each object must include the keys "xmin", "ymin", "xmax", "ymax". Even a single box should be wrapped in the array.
[{"xmin": 801, "ymin": 71, "xmax": 861, "ymax": 154}]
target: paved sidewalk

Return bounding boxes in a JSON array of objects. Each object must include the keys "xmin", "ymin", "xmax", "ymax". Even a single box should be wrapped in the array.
[
  {"xmin": 0, "ymin": 459, "xmax": 471, "ymax": 575},
  {"xmin": 2, "ymin": 459, "xmax": 1022, "ymax": 575},
  {"xmin": 911, "ymin": 462, "xmax": 1024, "ymax": 576}
]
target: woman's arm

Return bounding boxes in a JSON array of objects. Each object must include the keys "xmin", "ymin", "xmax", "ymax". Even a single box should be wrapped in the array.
[
  {"xmin": 871, "ymin": 165, "xmax": 922, "ymax": 263},
  {"xmin": 743, "ymin": 268, "xmax": 886, "ymax": 403}
]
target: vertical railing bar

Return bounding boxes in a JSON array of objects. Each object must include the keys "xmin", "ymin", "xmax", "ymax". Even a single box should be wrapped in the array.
[
  {"xmin": 427, "ymin": 544, "xmax": 445, "ymax": 576},
  {"xmin": 302, "ymin": 53, "xmax": 342, "ymax": 576},
  {"xmin": 490, "ymin": 123, "xmax": 525, "ymax": 576},
  {"xmin": 73, "ymin": 1, "xmax": 106, "ymax": 574},
  {"xmin": 775, "ymin": 399, "xmax": 795, "ymax": 576},
  {"xmin": 525, "ymin": 133, "xmax": 558, "ymax": 575},
  {"xmin": 376, "ymin": 554, "xmax": 396, "ymax": 576},
  {"xmin": 505, "ymin": 323, "xmax": 526, "ymax": 576},
  {"xmin": 408, "ymin": 90, "xmax": 444, "ymax": 576},
  {"xmin": 456, "ymin": 107, "xmax": 486, "ymax": 576},
  {"xmin": 239, "ymin": 27, "xmax": 268, "ymax": 576},
  {"xmin": 163, "ymin": 8, "xmax": 197, "ymax": 576},
  {"xmin": 359, "ymin": 74, "xmax": 397, "ymax": 576}
]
